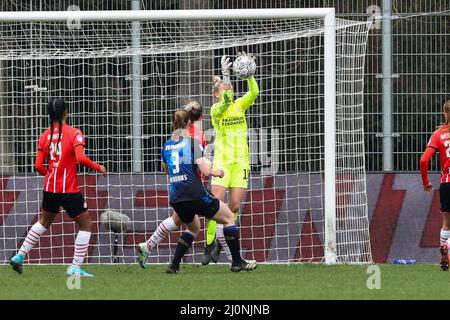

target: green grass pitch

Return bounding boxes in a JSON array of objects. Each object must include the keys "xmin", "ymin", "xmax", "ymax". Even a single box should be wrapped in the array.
[{"xmin": 0, "ymin": 263, "xmax": 449, "ymax": 299}]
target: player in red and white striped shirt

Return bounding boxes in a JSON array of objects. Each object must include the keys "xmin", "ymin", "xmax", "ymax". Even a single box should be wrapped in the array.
[
  {"xmin": 136, "ymin": 100, "xmax": 207, "ymax": 268},
  {"xmin": 420, "ymin": 100, "xmax": 450, "ymax": 271},
  {"xmin": 10, "ymin": 98, "xmax": 106, "ymax": 277}
]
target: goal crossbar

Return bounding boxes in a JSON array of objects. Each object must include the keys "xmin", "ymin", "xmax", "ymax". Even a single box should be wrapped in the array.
[{"xmin": 0, "ymin": 8, "xmax": 335, "ymax": 22}]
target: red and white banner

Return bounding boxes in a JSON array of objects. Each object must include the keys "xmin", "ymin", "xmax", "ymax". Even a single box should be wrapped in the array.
[{"xmin": 0, "ymin": 173, "xmax": 443, "ymax": 264}]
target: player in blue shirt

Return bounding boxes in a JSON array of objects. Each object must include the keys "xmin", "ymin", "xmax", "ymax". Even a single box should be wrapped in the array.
[{"xmin": 161, "ymin": 109, "xmax": 257, "ymax": 273}]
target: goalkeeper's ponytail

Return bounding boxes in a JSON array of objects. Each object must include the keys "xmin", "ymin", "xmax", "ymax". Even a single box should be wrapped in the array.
[{"xmin": 212, "ymin": 76, "xmax": 223, "ymax": 94}]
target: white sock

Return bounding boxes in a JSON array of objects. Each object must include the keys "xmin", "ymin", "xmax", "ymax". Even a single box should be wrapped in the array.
[
  {"xmin": 72, "ymin": 231, "xmax": 91, "ymax": 267},
  {"xmin": 442, "ymin": 229, "xmax": 450, "ymax": 246},
  {"xmin": 18, "ymin": 222, "xmax": 47, "ymax": 257},
  {"xmin": 216, "ymin": 224, "xmax": 233, "ymax": 262},
  {"xmin": 147, "ymin": 216, "xmax": 179, "ymax": 250}
]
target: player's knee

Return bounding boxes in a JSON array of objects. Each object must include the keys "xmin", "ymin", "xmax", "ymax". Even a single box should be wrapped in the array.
[
  {"xmin": 78, "ymin": 224, "xmax": 92, "ymax": 232},
  {"xmin": 39, "ymin": 218, "xmax": 52, "ymax": 229},
  {"xmin": 222, "ymin": 212, "xmax": 235, "ymax": 226},
  {"xmin": 172, "ymin": 213, "xmax": 182, "ymax": 227},
  {"xmin": 211, "ymin": 186, "xmax": 226, "ymax": 201},
  {"xmin": 188, "ymin": 230, "xmax": 200, "ymax": 238},
  {"xmin": 443, "ymin": 214, "xmax": 450, "ymax": 229},
  {"xmin": 228, "ymin": 203, "xmax": 240, "ymax": 215},
  {"xmin": 187, "ymin": 225, "xmax": 200, "ymax": 237},
  {"xmin": 39, "ymin": 212, "xmax": 55, "ymax": 229},
  {"xmin": 74, "ymin": 211, "xmax": 92, "ymax": 231}
]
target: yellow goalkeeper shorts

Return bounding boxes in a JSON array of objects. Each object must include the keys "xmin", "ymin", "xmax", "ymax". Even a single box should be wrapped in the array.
[{"xmin": 211, "ymin": 162, "xmax": 250, "ymax": 189}]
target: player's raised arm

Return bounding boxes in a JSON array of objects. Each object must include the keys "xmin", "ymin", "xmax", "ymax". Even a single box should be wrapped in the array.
[
  {"xmin": 210, "ymin": 56, "xmax": 233, "ymax": 120},
  {"xmin": 235, "ymin": 75, "xmax": 259, "ymax": 112},
  {"xmin": 235, "ymin": 52, "xmax": 259, "ymax": 110},
  {"xmin": 221, "ymin": 55, "xmax": 232, "ymax": 84}
]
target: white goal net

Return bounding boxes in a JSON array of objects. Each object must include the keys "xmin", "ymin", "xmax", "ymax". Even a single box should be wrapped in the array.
[{"xmin": 0, "ymin": 9, "xmax": 372, "ymax": 264}]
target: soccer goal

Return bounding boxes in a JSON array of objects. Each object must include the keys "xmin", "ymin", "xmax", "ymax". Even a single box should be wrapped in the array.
[{"xmin": 0, "ymin": 8, "xmax": 372, "ymax": 265}]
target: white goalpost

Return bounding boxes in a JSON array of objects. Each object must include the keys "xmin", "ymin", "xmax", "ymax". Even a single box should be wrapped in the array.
[{"xmin": 0, "ymin": 8, "xmax": 372, "ymax": 265}]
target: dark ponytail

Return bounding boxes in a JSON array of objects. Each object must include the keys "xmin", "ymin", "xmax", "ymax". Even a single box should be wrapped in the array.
[
  {"xmin": 182, "ymin": 100, "xmax": 203, "ymax": 122},
  {"xmin": 47, "ymin": 98, "xmax": 67, "ymax": 157}
]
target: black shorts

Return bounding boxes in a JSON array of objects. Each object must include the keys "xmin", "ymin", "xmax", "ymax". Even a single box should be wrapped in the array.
[
  {"xmin": 441, "ymin": 183, "xmax": 450, "ymax": 213},
  {"xmin": 171, "ymin": 194, "xmax": 220, "ymax": 224},
  {"xmin": 41, "ymin": 191, "xmax": 88, "ymax": 218}
]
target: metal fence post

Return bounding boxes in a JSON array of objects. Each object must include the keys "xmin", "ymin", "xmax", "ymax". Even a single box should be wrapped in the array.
[
  {"xmin": 131, "ymin": 0, "xmax": 142, "ymax": 172},
  {"xmin": 382, "ymin": 0, "xmax": 393, "ymax": 171}
]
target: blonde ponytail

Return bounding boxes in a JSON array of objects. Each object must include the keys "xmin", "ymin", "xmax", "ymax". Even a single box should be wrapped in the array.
[{"xmin": 212, "ymin": 76, "xmax": 223, "ymax": 94}]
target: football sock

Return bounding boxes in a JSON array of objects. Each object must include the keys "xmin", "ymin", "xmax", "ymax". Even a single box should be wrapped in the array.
[
  {"xmin": 216, "ymin": 224, "xmax": 232, "ymax": 262},
  {"xmin": 147, "ymin": 216, "xmax": 179, "ymax": 250},
  {"xmin": 18, "ymin": 221, "xmax": 47, "ymax": 257},
  {"xmin": 172, "ymin": 231, "xmax": 195, "ymax": 267},
  {"xmin": 442, "ymin": 229, "xmax": 450, "ymax": 246},
  {"xmin": 223, "ymin": 225, "xmax": 245, "ymax": 264},
  {"xmin": 206, "ymin": 219, "xmax": 217, "ymax": 246},
  {"xmin": 71, "ymin": 230, "xmax": 91, "ymax": 267}
]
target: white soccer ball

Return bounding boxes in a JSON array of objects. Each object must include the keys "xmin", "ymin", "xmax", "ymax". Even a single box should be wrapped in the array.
[
  {"xmin": 233, "ymin": 55, "xmax": 256, "ymax": 79},
  {"xmin": 100, "ymin": 209, "xmax": 131, "ymax": 233}
]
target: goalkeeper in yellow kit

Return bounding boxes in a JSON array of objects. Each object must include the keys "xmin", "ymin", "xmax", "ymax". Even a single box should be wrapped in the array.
[{"xmin": 202, "ymin": 52, "xmax": 259, "ymax": 264}]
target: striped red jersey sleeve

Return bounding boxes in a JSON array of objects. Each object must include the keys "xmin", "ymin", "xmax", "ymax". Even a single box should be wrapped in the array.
[
  {"xmin": 72, "ymin": 129, "xmax": 85, "ymax": 149},
  {"xmin": 421, "ymin": 125, "xmax": 450, "ymax": 185},
  {"xmin": 420, "ymin": 147, "xmax": 436, "ymax": 186},
  {"xmin": 74, "ymin": 145, "xmax": 102, "ymax": 171}
]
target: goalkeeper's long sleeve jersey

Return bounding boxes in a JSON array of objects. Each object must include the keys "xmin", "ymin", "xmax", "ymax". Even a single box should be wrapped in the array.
[{"xmin": 210, "ymin": 76, "xmax": 259, "ymax": 165}]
